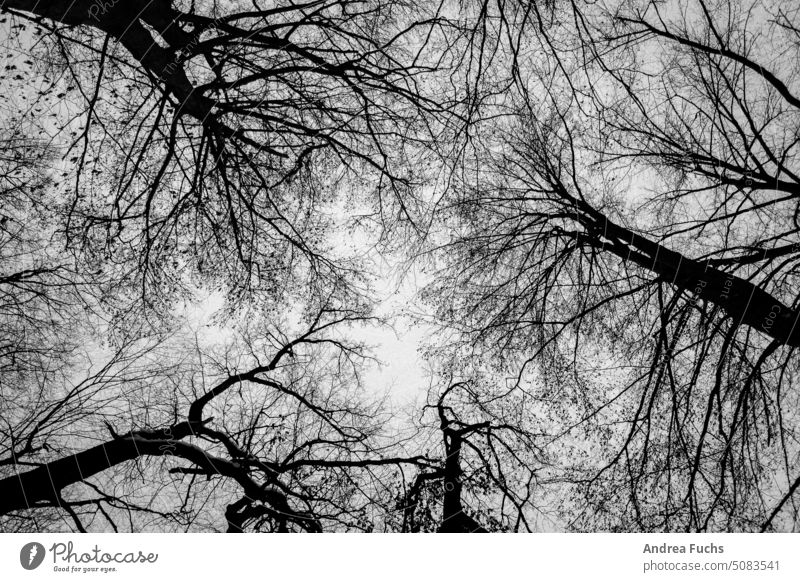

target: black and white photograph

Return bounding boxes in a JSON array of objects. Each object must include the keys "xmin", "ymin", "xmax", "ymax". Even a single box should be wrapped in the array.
[{"xmin": 0, "ymin": 0, "xmax": 798, "ymax": 578}]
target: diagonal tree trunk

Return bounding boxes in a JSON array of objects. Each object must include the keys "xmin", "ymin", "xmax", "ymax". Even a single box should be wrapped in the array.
[
  {"xmin": 1, "ymin": 0, "xmax": 213, "ymax": 119},
  {"xmin": 0, "ymin": 421, "xmax": 321, "ymax": 531},
  {"xmin": 438, "ymin": 428, "xmax": 487, "ymax": 533},
  {"xmin": 563, "ymin": 188, "xmax": 800, "ymax": 347}
]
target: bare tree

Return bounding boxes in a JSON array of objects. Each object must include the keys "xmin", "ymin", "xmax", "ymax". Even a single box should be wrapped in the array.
[
  {"xmin": 0, "ymin": 0, "xmax": 459, "ymax": 313},
  {"xmin": 396, "ymin": 358, "xmax": 550, "ymax": 533},
  {"xmin": 10, "ymin": 0, "xmax": 800, "ymax": 535},
  {"xmin": 0, "ymin": 302, "xmax": 436, "ymax": 532},
  {"xmin": 0, "ymin": 0, "xmax": 505, "ymax": 534},
  {"xmin": 0, "ymin": 120, "xmax": 430, "ymax": 533},
  {"xmin": 426, "ymin": 0, "xmax": 800, "ymax": 531}
]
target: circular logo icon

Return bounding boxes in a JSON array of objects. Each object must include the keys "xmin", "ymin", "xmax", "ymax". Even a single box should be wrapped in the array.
[{"xmin": 20, "ymin": 542, "xmax": 46, "ymax": 570}]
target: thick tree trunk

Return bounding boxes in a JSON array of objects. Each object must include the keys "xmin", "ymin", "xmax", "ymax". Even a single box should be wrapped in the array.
[
  {"xmin": 0, "ymin": 422, "xmax": 320, "ymax": 530},
  {"xmin": 438, "ymin": 430, "xmax": 487, "ymax": 533},
  {"xmin": 1, "ymin": 0, "xmax": 213, "ymax": 119},
  {"xmin": 572, "ymin": 197, "xmax": 800, "ymax": 347},
  {"xmin": 0, "ymin": 423, "xmax": 193, "ymax": 514}
]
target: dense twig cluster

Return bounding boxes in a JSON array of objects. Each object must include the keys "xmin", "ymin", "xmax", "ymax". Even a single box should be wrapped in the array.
[{"xmin": 1, "ymin": 0, "xmax": 799, "ymax": 533}]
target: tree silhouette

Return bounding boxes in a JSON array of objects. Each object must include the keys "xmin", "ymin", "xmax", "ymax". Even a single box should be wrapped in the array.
[
  {"xmin": 427, "ymin": 0, "xmax": 800, "ymax": 531},
  {"xmin": 1, "ymin": 0, "xmax": 455, "ymax": 312},
  {"xmin": 0, "ymin": 299, "xmax": 437, "ymax": 532},
  {"xmin": 3, "ymin": 0, "xmax": 800, "ymax": 534},
  {"xmin": 0, "ymin": 0, "xmax": 449, "ymax": 530}
]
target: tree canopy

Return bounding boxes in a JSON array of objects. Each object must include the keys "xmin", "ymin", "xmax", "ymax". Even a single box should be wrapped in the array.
[{"xmin": 1, "ymin": 0, "xmax": 799, "ymax": 532}]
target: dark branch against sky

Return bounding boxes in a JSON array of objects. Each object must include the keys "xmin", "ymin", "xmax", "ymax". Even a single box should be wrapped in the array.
[{"xmin": 0, "ymin": 0, "xmax": 799, "ymax": 533}]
